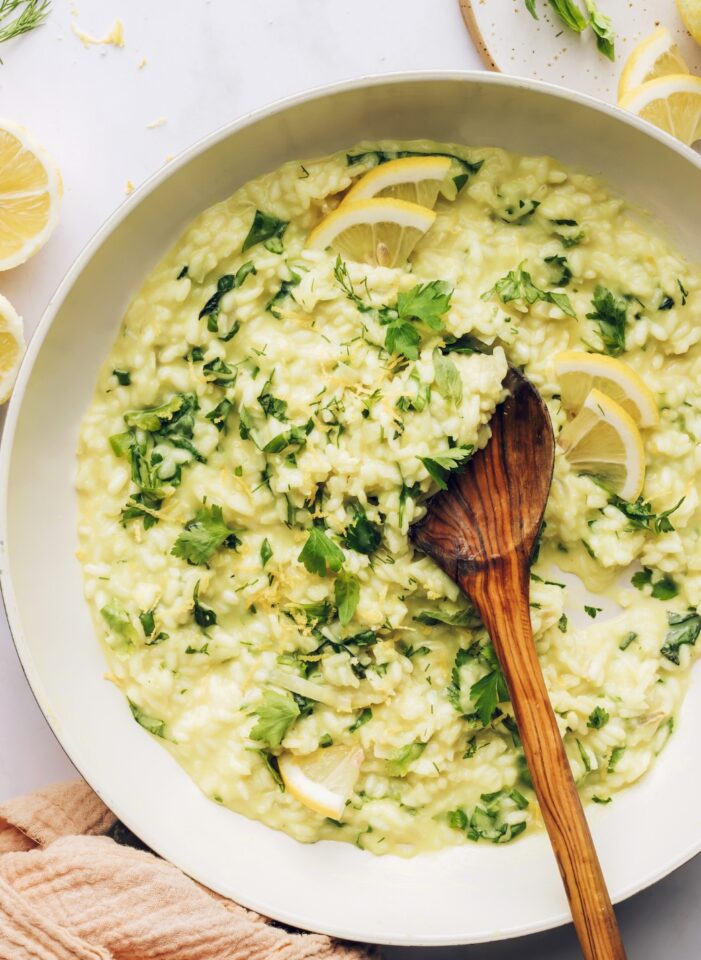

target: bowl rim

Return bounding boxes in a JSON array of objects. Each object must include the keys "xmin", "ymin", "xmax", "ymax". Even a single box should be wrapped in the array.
[{"xmin": 1, "ymin": 69, "xmax": 700, "ymax": 946}]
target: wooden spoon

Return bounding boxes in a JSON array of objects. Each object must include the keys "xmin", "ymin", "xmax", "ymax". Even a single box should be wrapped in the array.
[{"xmin": 410, "ymin": 367, "xmax": 626, "ymax": 960}]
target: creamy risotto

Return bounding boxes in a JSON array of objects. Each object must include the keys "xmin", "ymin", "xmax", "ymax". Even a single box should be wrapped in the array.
[{"xmin": 76, "ymin": 141, "xmax": 701, "ymax": 855}]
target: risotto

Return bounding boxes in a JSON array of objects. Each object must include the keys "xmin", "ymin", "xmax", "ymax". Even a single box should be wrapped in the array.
[{"xmin": 76, "ymin": 141, "xmax": 701, "ymax": 855}]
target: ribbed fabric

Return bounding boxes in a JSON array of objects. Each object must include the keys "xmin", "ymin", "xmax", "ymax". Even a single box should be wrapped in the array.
[{"xmin": 0, "ymin": 781, "xmax": 374, "ymax": 960}]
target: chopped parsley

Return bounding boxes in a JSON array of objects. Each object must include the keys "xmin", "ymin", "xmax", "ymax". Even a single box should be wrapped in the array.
[
  {"xmin": 298, "ymin": 526, "xmax": 345, "ymax": 577},
  {"xmin": 587, "ymin": 706, "xmax": 609, "ymax": 729},
  {"xmin": 660, "ymin": 610, "xmax": 701, "ymax": 665},
  {"xmin": 482, "ymin": 263, "xmax": 575, "ymax": 317},
  {"xmin": 249, "ymin": 690, "xmax": 300, "ymax": 748},
  {"xmin": 470, "ymin": 665, "xmax": 509, "ymax": 726},
  {"xmin": 631, "ymin": 567, "xmax": 679, "ymax": 600},
  {"xmin": 678, "ymin": 279, "xmax": 689, "ymax": 305},
  {"xmin": 257, "ymin": 375, "xmax": 288, "ymax": 420},
  {"xmin": 432, "ymin": 348, "xmax": 463, "ymax": 403},
  {"xmin": 379, "ymin": 280, "xmax": 453, "ymax": 360},
  {"xmin": 192, "ymin": 581, "xmax": 217, "ymax": 628},
  {"xmin": 385, "ymin": 741, "xmax": 427, "ymax": 777},
  {"xmin": 496, "ymin": 198, "xmax": 540, "ymax": 225},
  {"xmin": 171, "ymin": 503, "xmax": 241, "ymax": 566},
  {"xmin": 101, "ymin": 602, "xmax": 138, "ymax": 647},
  {"xmin": 258, "ymin": 750, "xmax": 284, "ymax": 791},
  {"xmin": 349, "ymin": 707, "xmax": 372, "ymax": 733},
  {"xmin": 415, "ymin": 606, "xmax": 479, "ymax": 627},
  {"xmin": 584, "ymin": 605, "xmax": 602, "ymax": 618},
  {"xmin": 342, "ymin": 503, "xmax": 382, "ymax": 555},
  {"xmin": 198, "ymin": 261, "xmax": 256, "ymax": 332},
  {"xmin": 608, "ymin": 745, "xmax": 625, "ymax": 772},
  {"xmin": 544, "ymin": 253, "xmax": 572, "ymax": 287},
  {"xmin": 420, "ymin": 445, "xmax": 474, "ymax": 490},
  {"xmin": 586, "ymin": 286, "xmax": 627, "ymax": 356},
  {"xmin": 129, "ymin": 699, "xmax": 166, "ymax": 738},
  {"xmin": 112, "ymin": 368, "xmax": 131, "ymax": 386},
  {"xmin": 619, "ymin": 631, "xmax": 637, "ymax": 651},
  {"xmin": 176, "ymin": 265, "xmax": 189, "ymax": 279},
  {"xmin": 600, "ymin": 486, "xmax": 681, "ymax": 534},
  {"xmin": 202, "ymin": 357, "xmax": 237, "ymax": 387},
  {"xmin": 242, "ymin": 210, "xmax": 288, "ymax": 253},
  {"xmin": 557, "ymin": 613, "xmax": 568, "ymax": 633},
  {"xmin": 334, "ymin": 569, "xmax": 360, "ymax": 625},
  {"xmin": 260, "ymin": 538, "xmax": 273, "ymax": 568},
  {"xmin": 266, "ymin": 270, "xmax": 302, "ymax": 318}
]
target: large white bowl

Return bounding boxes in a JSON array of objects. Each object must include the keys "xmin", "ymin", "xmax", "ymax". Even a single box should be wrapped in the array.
[{"xmin": 2, "ymin": 73, "xmax": 700, "ymax": 947}]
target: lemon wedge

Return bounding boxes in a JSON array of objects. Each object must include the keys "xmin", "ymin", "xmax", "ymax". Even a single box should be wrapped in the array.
[
  {"xmin": 675, "ymin": 0, "xmax": 701, "ymax": 45},
  {"xmin": 559, "ymin": 388, "xmax": 646, "ymax": 500},
  {"xmin": 0, "ymin": 119, "xmax": 62, "ymax": 271},
  {"xmin": 344, "ymin": 156, "xmax": 452, "ymax": 207},
  {"xmin": 0, "ymin": 293, "xmax": 25, "ymax": 403},
  {"xmin": 306, "ymin": 198, "xmax": 436, "ymax": 268},
  {"xmin": 618, "ymin": 27, "xmax": 689, "ymax": 100},
  {"xmin": 278, "ymin": 745, "xmax": 364, "ymax": 819},
  {"xmin": 554, "ymin": 351, "xmax": 659, "ymax": 427},
  {"xmin": 619, "ymin": 74, "xmax": 701, "ymax": 146}
]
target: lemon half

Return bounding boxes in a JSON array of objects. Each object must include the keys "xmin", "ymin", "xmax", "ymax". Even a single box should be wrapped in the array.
[
  {"xmin": 554, "ymin": 351, "xmax": 659, "ymax": 427},
  {"xmin": 306, "ymin": 197, "xmax": 436, "ymax": 268},
  {"xmin": 618, "ymin": 27, "xmax": 689, "ymax": 100},
  {"xmin": 344, "ymin": 155, "xmax": 452, "ymax": 207},
  {"xmin": 0, "ymin": 119, "xmax": 62, "ymax": 271},
  {"xmin": 559, "ymin": 388, "xmax": 646, "ymax": 501},
  {"xmin": 619, "ymin": 74, "xmax": 701, "ymax": 146},
  {"xmin": 0, "ymin": 293, "xmax": 25, "ymax": 403},
  {"xmin": 278, "ymin": 745, "xmax": 364, "ymax": 819}
]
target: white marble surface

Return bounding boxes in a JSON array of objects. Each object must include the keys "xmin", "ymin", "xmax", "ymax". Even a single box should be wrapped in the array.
[{"xmin": 1, "ymin": 1, "xmax": 700, "ymax": 956}]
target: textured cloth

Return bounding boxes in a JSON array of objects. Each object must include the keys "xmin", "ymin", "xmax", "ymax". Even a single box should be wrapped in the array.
[{"xmin": 0, "ymin": 780, "xmax": 374, "ymax": 960}]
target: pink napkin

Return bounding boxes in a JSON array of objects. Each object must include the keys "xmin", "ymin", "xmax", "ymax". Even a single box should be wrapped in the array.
[{"xmin": 0, "ymin": 780, "xmax": 375, "ymax": 960}]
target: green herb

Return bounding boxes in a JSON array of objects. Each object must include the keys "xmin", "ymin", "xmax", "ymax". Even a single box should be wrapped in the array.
[
  {"xmin": 345, "ymin": 629, "xmax": 378, "ymax": 647},
  {"xmin": 262, "ymin": 422, "xmax": 312, "ymax": 454},
  {"xmin": 202, "ymin": 358, "xmax": 236, "ymax": 387},
  {"xmin": 260, "ymin": 538, "xmax": 273, "ymax": 568},
  {"xmin": 659, "ymin": 294, "xmax": 675, "ymax": 311},
  {"xmin": 266, "ymin": 271, "xmax": 302, "ymax": 318},
  {"xmin": 398, "ymin": 480, "xmax": 421, "ymax": 527},
  {"xmin": 386, "ymin": 741, "xmax": 427, "ymax": 777},
  {"xmin": 298, "ymin": 526, "xmax": 345, "ymax": 577},
  {"xmin": 584, "ymin": 0, "xmax": 615, "ymax": 60},
  {"xmin": 447, "ymin": 808, "xmax": 469, "ymax": 830},
  {"xmin": 592, "ymin": 795, "xmax": 612, "ymax": 804},
  {"xmin": 678, "ymin": 279, "xmax": 689, "ymax": 305},
  {"xmin": 318, "ymin": 733, "xmax": 333, "ymax": 748},
  {"xmin": 176, "ymin": 265, "xmax": 189, "ymax": 279},
  {"xmin": 420, "ymin": 445, "xmax": 474, "ymax": 490},
  {"xmin": 101, "ymin": 602, "xmax": 138, "ymax": 646},
  {"xmin": 601, "ymin": 488, "xmax": 681, "ymax": 534},
  {"xmin": 112, "ymin": 368, "xmax": 131, "ymax": 386},
  {"xmin": 258, "ymin": 750, "xmax": 284, "ymax": 791},
  {"xmin": 497, "ymin": 198, "xmax": 540, "ymax": 225},
  {"xmin": 608, "ymin": 745, "xmax": 625, "ymax": 772},
  {"xmin": 128, "ymin": 699, "xmax": 167, "ymax": 738},
  {"xmin": 238, "ymin": 407, "xmax": 254, "ymax": 440},
  {"xmin": 138, "ymin": 608, "xmax": 155, "ymax": 637},
  {"xmin": 557, "ymin": 613, "xmax": 568, "ymax": 633},
  {"xmin": 185, "ymin": 641, "xmax": 209, "ymax": 655},
  {"xmin": 415, "ymin": 606, "xmax": 479, "ymax": 627},
  {"xmin": 587, "ymin": 706, "xmax": 609, "ymax": 729},
  {"xmin": 258, "ymin": 377, "xmax": 288, "ymax": 420},
  {"xmin": 379, "ymin": 280, "xmax": 452, "ymax": 360},
  {"xmin": 349, "ymin": 707, "xmax": 372, "ymax": 733},
  {"xmin": 432, "ymin": 348, "xmax": 463, "ymax": 403},
  {"xmin": 334, "ymin": 569, "xmax": 360, "ymax": 625},
  {"xmin": 242, "ymin": 210, "xmax": 288, "ymax": 253},
  {"xmin": 584, "ymin": 605, "xmax": 602, "ymax": 618},
  {"xmin": 660, "ymin": 610, "xmax": 701, "ymax": 665},
  {"xmin": 482, "ymin": 263, "xmax": 575, "ymax": 317},
  {"xmin": 294, "ymin": 598, "xmax": 336, "ymax": 626},
  {"xmin": 544, "ymin": 254, "xmax": 572, "ymax": 287},
  {"xmin": 442, "ymin": 332, "xmax": 492, "ymax": 355},
  {"xmin": 0, "ymin": 0, "xmax": 50, "ymax": 49},
  {"xmin": 397, "ymin": 641, "xmax": 431, "ymax": 659},
  {"xmin": 470, "ymin": 667, "xmax": 509, "ymax": 726},
  {"xmin": 619, "ymin": 631, "xmax": 637, "ymax": 651},
  {"xmin": 171, "ymin": 503, "xmax": 241, "ymax": 565},
  {"xmin": 250, "ymin": 690, "xmax": 300, "ymax": 748},
  {"xmin": 586, "ymin": 286, "xmax": 627, "ymax": 356},
  {"xmin": 632, "ymin": 567, "xmax": 679, "ymax": 600},
  {"xmin": 192, "ymin": 581, "xmax": 216, "ymax": 628},
  {"xmin": 576, "ymin": 739, "xmax": 592, "ymax": 773},
  {"xmin": 206, "ymin": 398, "xmax": 234, "ymax": 433},
  {"xmin": 198, "ymin": 261, "xmax": 256, "ymax": 327},
  {"xmin": 342, "ymin": 503, "xmax": 382, "ymax": 555}
]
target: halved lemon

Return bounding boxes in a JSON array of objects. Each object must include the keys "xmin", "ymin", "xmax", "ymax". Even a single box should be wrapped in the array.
[
  {"xmin": 0, "ymin": 293, "xmax": 25, "ymax": 403},
  {"xmin": 306, "ymin": 198, "xmax": 436, "ymax": 268},
  {"xmin": 0, "ymin": 119, "xmax": 62, "ymax": 270},
  {"xmin": 559, "ymin": 388, "xmax": 645, "ymax": 501},
  {"xmin": 619, "ymin": 74, "xmax": 701, "ymax": 145},
  {"xmin": 344, "ymin": 156, "xmax": 452, "ymax": 207},
  {"xmin": 278, "ymin": 745, "xmax": 364, "ymax": 819},
  {"xmin": 554, "ymin": 351, "xmax": 659, "ymax": 427},
  {"xmin": 618, "ymin": 27, "xmax": 689, "ymax": 100},
  {"xmin": 675, "ymin": 0, "xmax": 701, "ymax": 45}
]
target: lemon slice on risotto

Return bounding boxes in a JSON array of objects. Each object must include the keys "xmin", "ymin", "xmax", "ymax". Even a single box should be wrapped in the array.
[
  {"xmin": 344, "ymin": 155, "xmax": 452, "ymax": 207},
  {"xmin": 278, "ymin": 745, "xmax": 364, "ymax": 819},
  {"xmin": 554, "ymin": 351, "xmax": 659, "ymax": 427},
  {"xmin": 306, "ymin": 197, "xmax": 436, "ymax": 268},
  {"xmin": 558, "ymin": 388, "xmax": 646, "ymax": 501}
]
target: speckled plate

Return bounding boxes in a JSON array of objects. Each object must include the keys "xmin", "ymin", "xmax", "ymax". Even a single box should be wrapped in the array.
[{"xmin": 460, "ymin": 0, "xmax": 701, "ymax": 101}]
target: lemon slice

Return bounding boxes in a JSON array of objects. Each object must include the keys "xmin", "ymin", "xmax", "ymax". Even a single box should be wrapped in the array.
[
  {"xmin": 558, "ymin": 388, "xmax": 645, "ymax": 501},
  {"xmin": 344, "ymin": 156, "xmax": 452, "ymax": 207},
  {"xmin": 0, "ymin": 293, "xmax": 25, "ymax": 403},
  {"xmin": 618, "ymin": 27, "xmax": 689, "ymax": 100},
  {"xmin": 675, "ymin": 0, "xmax": 701, "ymax": 45},
  {"xmin": 554, "ymin": 351, "xmax": 659, "ymax": 427},
  {"xmin": 619, "ymin": 74, "xmax": 701, "ymax": 146},
  {"xmin": 278, "ymin": 745, "xmax": 364, "ymax": 819},
  {"xmin": 306, "ymin": 198, "xmax": 436, "ymax": 268},
  {"xmin": 0, "ymin": 119, "xmax": 62, "ymax": 271}
]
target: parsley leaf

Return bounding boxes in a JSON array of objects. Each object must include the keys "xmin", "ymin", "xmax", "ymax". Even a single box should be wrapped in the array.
[
  {"xmin": 631, "ymin": 568, "xmax": 679, "ymax": 600},
  {"xmin": 260, "ymin": 538, "xmax": 273, "ymax": 568},
  {"xmin": 349, "ymin": 707, "xmax": 372, "ymax": 732},
  {"xmin": 206, "ymin": 398, "xmax": 234, "ymax": 432},
  {"xmin": 129, "ymin": 699, "xmax": 166, "ymax": 738},
  {"xmin": 420, "ymin": 445, "xmax": 474, "ymax": 490},
  {"xmin": 386, "ymin": 741, "xmax": 427, "ymax": 777},
  {"xmin": 470, "ymin": 668, "xmax": 509, "ymax": 726},
  {"xmin": 101, "ymin": 602, "xmax": 138, "ymax": 647},
  {"xmin": 587, "ymin": 706, "xmax": 609, "ymax": 729},
  {"xmin": 544, "ymin": 254, "xmax": 572, "ymax": 287},
  {"xmin": 379, "ymin": 280, "xmax": 452, "ymax": 360},
  {"xmin": 482, "ymin": 263, "xmax": 575, "ymax": 317},
  {"xmin": 598, "ymin": 484, "xmax": 681, "ymax": 533},
  {"xmin": 432, "ymin": 348, "xmax": 463, "ymax": 403},
  {"xmin": 198, "ymin": 261, "xmax": 256, "ymax": 329},
  {"xmin": 242, "ymin": 210, "xmax": 288, "ymax": 253},
  {"xmin": 447, "ymin": 647, "xmax": 472, "ymax": 711},
  {"xmin": 660, "ymin": 610, "xmax": 701, "ymax": 665},
  {"xmin": 342, "ymin": 503, "xmax": 382, "ymax": 555},
  {"xmin": 171, "ymin": 503, "xmax": 241, "ymax": 566},
  {"xmin": 298, "ymin": 526, "xmax": 345, "ymax": 577},
  {"xmin": 258, "ymin": 375, "xmax": 288, "ymax": 420},
  {"xmin": 586, "ymin": 286, "xmax": 627, "ymax": 356},
  {"xmin": 250, "ymin": 690, "xmax": 300, "ymax": 748},
  {"xmin": 334, "ymin": 569, "xmax": 360, "ymax": 625},
  {"xmin": 266, "ymin": 270, "xmax": 302, "ymax": 318},
  {"xmin": 113, "ymin": 368, "xmax": 131, "ymax": 386},
  {"xmin": 192, "ymin": 581, "xmax": 217, "ymax": 628}
]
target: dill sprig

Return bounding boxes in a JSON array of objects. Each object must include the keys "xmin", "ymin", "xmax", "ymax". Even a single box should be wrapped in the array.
[{"xmin": 0, "ymin": 0, "xmax": 51, "ymax": 48}]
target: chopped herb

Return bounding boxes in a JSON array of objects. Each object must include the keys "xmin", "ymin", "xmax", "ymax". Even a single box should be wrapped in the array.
[
  {"xmin": 619, "ymin": 631, "xmax": 637, "ymax": 651},
  {"xmin": 548, "ymin": 0, "xmax": 588, "ymax": 30},
  {"xmin": 185, "ymin": 641, "xmax": 209, "ymax": 655},
  {"xmin": 112, "ymin": 368, "xmax": 131, "ymax": 386},
  {"xmin": 586, "ymin": 285, "xmax": 627, "ymax": 356},
  {"xmin": 432, "ymin": 348, "xmax": 463, "ymax": 403},
  {"xmin": 250, "ymin": 690, "xmax": 300, "ymax": 748},
  {"xmin": 128, "ymin": 699, "xmax": 166, "ymax": 738},
  {"xmin": 420, "ymin": 445, "xmax": 474, "ymax": 490},
  {"xmin": 659, "ymin": 294, "xmax": 675, "ymax": 311},
  {"xmin": 397, "ymin": 641, "xmax": 431, "ymax": 659},
  {"xmin": 587, "ymin": 706, "xmax": 609, "ymax": 729},
  {"xmin": 258, "ymin": 750, "xmax": 284, "ymax": 791},
  {"xmin": 198, "ymin": 261, "xmax": 256, "ymax": 326},
  {"xmin": 557, "ymin": 613, "xmax": 568, "ymax": 633},
  {"xmin": 258, "ymin": 377, "xmax": 288, "ymax": 420},
  {"xmin": 260, "ymin": 537, "xmax": 273, "ymax": 568},
  {"xmin": 584, "ymin": 605, "xmax": 602, "ymax": 619},
  {"xmin": 599, "ymin": 485, "xmax": 681, "ymax": 534},
  {"xmin": 608, "ymin": 745, "xmax": 625, "ymax": 772},
  {"xmin": 349, "ymin": 707, "xmax": 372, "ymax": 733},
  {"xmin": 334, "ymin": 569, "xmax": 360, "ymax": 626},
  {"xmin": 678, "ymin": 279, "xmax": 689, "ymax": 305},
  {"xmin": 242, "ymin": 210, "xmax": 288, "ymax": 253},
  {"xmin": 238, "ymin": 407, "xmax": 254, "ymax": 440},
  {"xmin": 631, "ymin": 568, "xmax": 679, "ymax": 601},
  {"xmin": 138, "ymin": 608, "xmax": 155, "ymax": 637},
  {"xmin": 398, "ymin": 480, "xmax": 421, "ymax": 527},
  {"xmin": 171, "ymin": 503, "xmax": 241, "ymax": 566},
  {"xmin": 205, "ymin": 398, "xmax": 234, "ymax": 432},
  {"xmin": 470, "ymin": 666, "xmax": 509, "ymax": 726},
  {"xmin": 544, "ymin": 253, "xmax": 572, "ymax": 287},
  {"xmin": 192, "ymin": 581, "xmax": 216, "ymax": 628},
  {"xmin": 262, "ymin": 422, "xmax": 311, "ymax": 454},
  {"xmin": 482, "ymin": 263, "xmax": 575, "ymax": 317},
  {"xmin": 295, "ymin": 598, "xmax": 336, "ymax": 626},
  {"xmin": 298, "ymin": 526, "xmax": 345, "ymax": 577},
  {"xmin": 660, "ymin": 610, "xmax": 701, "ymax": 665},
  {"xmin": 584, "ymin": 0, "xmax": 615, "ymax": 60},
  {"xmin": 101, "ymin": 602, "xmax": 138, "ymax": 646},
  {"xmin": 386, "ymin": 741, "xmax": 427, "ymax": 777},
  {"xmin": 447, "ymin": 808, "xmax": 469, "ymax": 830},
  {"xmin": 592, "ymin": 795, "xmax": 612, "ymax": 804},
  {"xmin": 497, "ymin": 198, "xmax": 540, "ymax": 225},
  {"xmin": 176, "ymin": 265, "xmax": 189, "ymax": 279},
  {"xmin": 203, "ymin": 357, "xmax": 237, "ymax": 387},
  {"xmin": 318, "ymin": 733, "xmax": 333, "ymax": 748},
  {"xmin": 576, "ymin": 738, "xmax": 592, "ymax": 773},
  {"xmin": 266, "ymin": 271, "xmax": 302, "ymax": 318},
  {"xmin": 415, "ymin": 606, "xmax": 479, "ymax": 627},
  {"xmin": 342, "ymin": 503, "xmax": 382, "ymax": 555}
]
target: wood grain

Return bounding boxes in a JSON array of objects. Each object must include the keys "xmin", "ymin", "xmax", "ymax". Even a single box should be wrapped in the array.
[{"xmin": 411, "ymin": 369, "xmax": 626, "ymax": 960}]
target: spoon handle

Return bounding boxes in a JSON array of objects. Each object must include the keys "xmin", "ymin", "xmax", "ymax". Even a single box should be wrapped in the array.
[{"xmin": 462, "ymin": 555, "xmax": 627, "ymax": 960}]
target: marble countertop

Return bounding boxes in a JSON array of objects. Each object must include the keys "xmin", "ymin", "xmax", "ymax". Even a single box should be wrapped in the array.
[{"xmin": 1, "ymin": 1, "xmax": 700, "ymax": 955}]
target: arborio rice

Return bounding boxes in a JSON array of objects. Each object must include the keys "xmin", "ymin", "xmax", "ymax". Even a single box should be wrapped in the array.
[{"xmin": 76, "ymin": 140, "xmax": 701, "ymax": 855}]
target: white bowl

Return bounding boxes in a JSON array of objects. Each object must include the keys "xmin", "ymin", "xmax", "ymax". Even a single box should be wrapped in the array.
[{"xmin": 2, "ymin": 73, "xmax": 700, "ymax": 947}]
